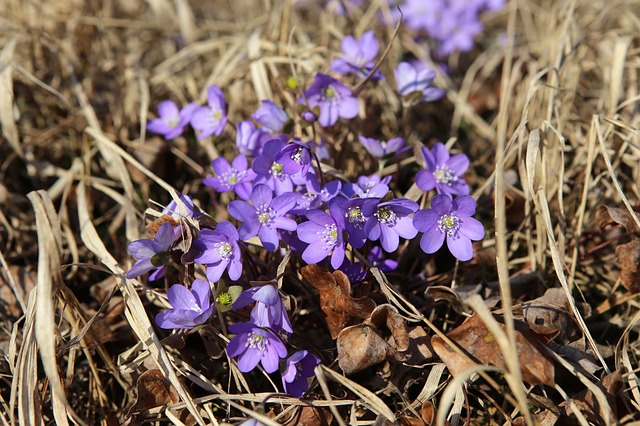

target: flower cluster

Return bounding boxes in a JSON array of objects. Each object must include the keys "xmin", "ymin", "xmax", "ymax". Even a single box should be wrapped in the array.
[{"xmin": 129, "ymin": 24, "xmax": 489, "ymax": 407}]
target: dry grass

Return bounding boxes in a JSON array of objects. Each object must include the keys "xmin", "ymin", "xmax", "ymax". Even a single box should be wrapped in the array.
[{"xmin": 1, "ymin": 0, "xmax": 640, "ymax": 424}]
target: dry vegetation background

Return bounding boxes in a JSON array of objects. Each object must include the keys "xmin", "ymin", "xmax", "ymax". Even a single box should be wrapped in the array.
[{"xmin": 1, "ymin": 0, "xmax": 640, "ymax": 425}]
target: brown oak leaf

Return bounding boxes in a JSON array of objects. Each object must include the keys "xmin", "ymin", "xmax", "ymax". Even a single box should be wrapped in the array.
[
  {"xmin": 127, "ymin": 369, "xmax": 179, "ymax": 415},
  {"xmin": 300, "ymin": 264, "xmax": 375, "ymax": 339},
  {"xmin": 431, "ymin": 315, "xmax": 555, "ymax": 386}
]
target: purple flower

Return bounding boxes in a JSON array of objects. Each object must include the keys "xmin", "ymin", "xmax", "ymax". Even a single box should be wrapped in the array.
[
  {"xmin": 358, "ymin": 136, "xmax": 405, "ymax": 158},
  {"xmin": 126, "ymin": 222, "xmax": 175, "ymax": 280},
  {"xmin": 281, "ymin": 350, "xmax": 320, "ymax": 397},
  {"xmin": 190, "ymin": 85, "xmax": 227, "ymax": 140},
  {"xmin": 413, "ymin": 194, "xmax": 485, "ymax": 261},
  {"xmin": 394, "ymin": 62, "xmax": 444, "ymax": 102},
  {"xmin": 275, "ymin": 140, "xmax": 312, "ymax": 176},
  {"xmin": 162, "ymin": 193, "xmax": 201, "ymax": 219},
  {"xmin": 233, "ymin": 285, "xmax": 293, "ymax": 333},
  {"xmin": 297, "ymin": 203, "xmax": 346, "ymax": 269},
  {"xmin": 292, "ymin": 174, "xmax": 342, "ymax": 214},
  {"xmin": 330, "ymin": 30, "xmax": 382, "ymax": 79},
  {"xmin": 252, "ymin": 139, "xmax": 295, "ymax": 195},
  {"xmin": 339, "ymin": 258, "xmax": 367, "ymax": 283},
  {"xmin": 193, "ymin": 221, "xmax": 243, "ymax": 282},
  {"xmin": 333, "ymin": 197, "xmax": 369, "ymax": 249},
  {"xmin": 252, "ymin": 100, "xmax": 289, "ymax": 133},
  {"xmin": 203, "ymin": 154, "xmax": 255, "ymax": 200},
  {"xmin": 343, "ymin": 174, "xmax": 391, "ymax": 198},
  {"xmin": 236, "ymin": 120, "xmax": 268, "ymax": 157},
  {"xmin": 432, "ymin": 9, "xmax": 484, "ymax": 56},
  {"xmin": 147, "ymin": 100, "xmax": 197, "ymax": 140},
  {"xmin": 367, "ymin": 245, "xmax": 397, "ymax": 272},
  {"xmin": 416, "ymin": 143, "xmax": 470, "ymax": 196},
  {"xmin": 155, "ymin": 279, "xmax": 214, "ymax": 329},
  {"xmin": 226, "ymin": 322, "xmax": 288, "ymax": 373},
  {"xmin": 303, "ymin": 73, "xmax": 359, "ymax": 127},
  {"xmin": 228, "ymin": 184, "xmax": 298, "ymax": 251},
  {"xmin": 363, "ymin": 198, "xmax": 419, "ymax": 252}
]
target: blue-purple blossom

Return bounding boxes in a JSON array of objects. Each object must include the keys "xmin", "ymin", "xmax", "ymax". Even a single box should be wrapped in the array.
[
  {"xmin": 155, "ymin": 279, "xmax": 214, "ymax": 329},
  {"xmin": 203, "ymin": 154, "xmax": 255, "ymax": 200},
  {"xmin": 297, "ymin": 203, "xmax": 346, "ymax": 269},
  {"xmin": 126, "ymin": 222, "xmax": 175, "ymax": 280},
  {"xmin": 251, "ymin": 100, "xmax": 289, "ymax": 133},
  {"xmin": 252, "ymin": 139, "xmax": 295, "ymax": 194},
  {"xmin": 358, "ymin": 136, "xmax": 405, "ymax": 158},
  {"xmin": 233, "ymin": 285, "xmax": 293, "ymax": 333},
  {"xmin": 330, "ymin": 30, "xmax": 382, "ymax": 79},
  {"xmin": 343, "ymin": 174, "xmax": 391, "ymax": 198},
  {"xmin": 162, "ymin": 193, "xmax": 201, "ymax": 219},
  {"xmin": 228, "ymin": 184, "xmax": 298, "ymax": 251},
  {"xmin": 416, "ymin": 143, "xmax": 470, "ymax": 196},
  {"xmin": 281, "ymin": 350, "xmax": 321, "ymax": 397},
  {"xmin": 334, "ymin": 197, "xmax": 369, "ymax": 249},
  {"xmin": 147, "ymin": 100, "xmax": 197, "ymax": 140},
  {"xmin": 292, "ymin": 174, "xmax": 342, "ymax": 214},
  {"xmin": 226, "ymin": 322, "xmax": 288, "ymax": 373},
  {"xmin": 190, "ymin": 85, "xmax": 227, "ymax": 140},
  {"xmin": 368, "ymin": 245, "xmax": 398, "ymax": 272},
  {"xmin": 394, "ymin": 62, "xmax": 444, "ymax": 102},
  {"xmin": 413, "ymin": 194, "xmax": 485, "ymax": 261},
  {"xmin": 363, "ymin": 198, "xmax": 419, "ymax": 252},
  {"xmin": 339, "ymin": 258, "xmax": 367, "ymax": 283},
  {"xmin": 236, "ymin": 120, "xmax": 268, "ymax": 157},
  {"xmin": 303, "ymin": 73, "xmax": 359, "ymax": 127},
  {"xmin": 193, "ymin": 221, "xmax": 243, "ymax": 282},
  {"xmin": 275, "ymin": 140, "xmax": 312, "ymax": 176}
]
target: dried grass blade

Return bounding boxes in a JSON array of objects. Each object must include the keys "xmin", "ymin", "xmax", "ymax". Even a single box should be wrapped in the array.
[
  {"xmin": 27, "ymin": 190, "xmax": 72, "ymax": 426},
  {"xmin": 0, "ymin": 34, "xmax": 23, "ymax": 158},
  {"xmin": 319, "ymin": 365, "xmax": 396, "ymax": 422}
]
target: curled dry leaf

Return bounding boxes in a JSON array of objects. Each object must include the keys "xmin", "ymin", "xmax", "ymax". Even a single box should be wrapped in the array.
[
  {"xmin": 523, "ymin": 287, "xmax": 578, "ymax": 344},
  {"xmin": 424, "ymin": 284, "xmax": 483, "ymax": 315},
  {"xmin": 300, "ymin": 264, "xmax": 376, "ymax": 339},
  {"xmin": 595, "ymin": 205, "xmax": 640, "ymax": 233},
  {"xmin": 127, "ymin": 369, "xmax": 180, "ymax": 415},
  {"xmin": 616, "ymin": 239, "xmax": 640, "ymax": 293},
  {"xmin": 431, "ymin": 315, "xmax": 555, "ymax": 386},
  {"xmin": 336, "ymin": 304, "xmax": 411, "ymax": 375}
]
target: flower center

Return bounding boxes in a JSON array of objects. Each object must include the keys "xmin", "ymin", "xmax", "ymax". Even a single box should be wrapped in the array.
[
  {"xmin": 374, "ymin": 207, "xmax": 397, "ymax": 225},
  {"xmin": 434, "ymin": 165, "xmax": 458, "ymax": 186},
  {"xmin": 220, "ymin": 169, "xmax": 245, "ymax": 189},
  {"xmin": 150, "ymin": 251, "xmax": 170, "ymax": 267},
  {"xmin": 246, "ymin": 332, "xmax": 267, "ymax": 352},
  {"xmin": 437, "ymin": 214, "xmax": 460, "ymax": 237},
  {"xmin": 290, "ymin": 147, "xmax": 304, "ymax": 164},
  {"xmin": 345, "ymin": 206, "xmax": 365, "ymax": 228},
  {"xmin": 215, "ymin": 241, "xmax": 233, "ymax": 259},
  {"xmin": 216, "ymin": 292, "xmax": 233, "ymax": 306},
  {"xmin": 212, "ymin": 109, "xmax": 222, "ymax": 121},
  {"xmin": 257, "ymin": 204, "xmax": 275, "ymax": 225},
  {"xmin": 167, "ymin": 116, "xmax": 179, "ymax": 128},
  {"xmin": 322, "ymin": 86, "xmax": 337, "ymax": 100},
  {"xmin": 318, "ymin": 223, "xmax": 338, "ymax": 247},
  {"xmin": 270, "ymin": 162, "xmax": 284, "ymax": 177}
]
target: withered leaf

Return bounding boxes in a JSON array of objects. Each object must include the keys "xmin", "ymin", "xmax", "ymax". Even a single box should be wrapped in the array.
[
  {"xmin": 301, "ymin": 265, "xmax": 376, "ymax": 339},
  {"xmin": 336, "ymin": 304, "xmax": 410, "ymax": 375},
  {"xmin": 285, "ymin": 406, "xmax": 333, "ymax": 426},
  {"xmin": 616, "ymin": 239, "xmax": 640, "ymax": 293},
  {"xmin": 523, "ymin": 287, "xmax": 577, "ymax": 344},
  {"xmin": 431, "ymin": 315, "xmax": 555, "ymax": 386},
  {"xmin": 595, "ymin": 205, "xmax": 640, "ymax": 233},
  {"xmin": 127, "ymin": 369, "xmax": 180, "ymax": 415}
]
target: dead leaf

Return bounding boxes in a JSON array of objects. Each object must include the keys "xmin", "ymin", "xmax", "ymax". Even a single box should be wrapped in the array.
[
  {"xmin": 595, "ymin": 205, "xmax": 640, "ymax": 233},
  {"xmin": 127, "ymin": 369, "xmax": 180, "ymax": 415},
  {"xmin": 616, "ymin": 239, "xmax": 640, "ymax": 293},
  {"xmin": 336, "ymin": 305, "xmax": 411, "ymax": 374},
  {"xmin": 431, "ymin": 315, "xmax": 555, "ymax": 386},
  {"xmin": 523, "ymin": 287, "xmax": 579, "ymax": 343},
  {"xmin": 285, "ymin": 406, "xmax": 333, "ymax": 426},
  {"xmin": 301, "ymin": 265, "xmax": 376, "ymax": 339},
  {"xmin": 424, "ymin": 285, "xmax": 482, "ymax": 315}
]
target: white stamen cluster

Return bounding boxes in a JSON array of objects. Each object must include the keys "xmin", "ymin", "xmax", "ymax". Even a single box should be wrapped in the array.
[
  {"xmin": 246, "ymin": 332, "xmax": 267, "ymax": 351},
  {"xmin": 290, "ymin": 147, "xmax": 304, "ymax": 163},
  {"xmin": 270, "ymin": 162, "xmax": 284, "ymax": 178},
  {"xmin": 437, "ymin": 214, "xmax": 460, "ymax": 236},
  {"xmin": 433, "ymin": 164, "xmax": 458, "ymax": 186},
  {"xmin": 257, "ymin": 204, "xmax": 276, "ymax": 225},
  {"xmin": 374, "ymin": 207, "xmax": 397, "ymax": 226},
  {"xmin": 219, "ymin": 169, "xmax": 245, "ymax": 189},
  {"xmin": 214, "ymin": 241, "xmax": 233, "ymax": 259},
  {"xmin": 345, "ymin": 206, "xmax": 366, "ymax": 228},
  {"xmin": 317, "ymin": 223, "xmax": 338, "ymax": 248}
]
